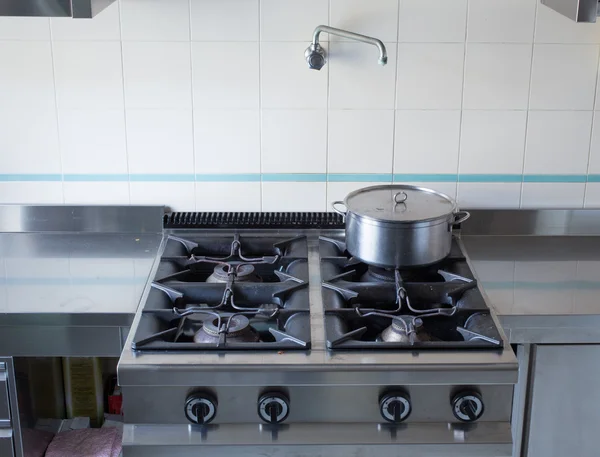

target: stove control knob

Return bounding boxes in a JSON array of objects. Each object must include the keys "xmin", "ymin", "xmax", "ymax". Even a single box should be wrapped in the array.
[
  {"xmin": 379, "ymin": 391, "xmax": 411, "ymax": 423},
  {"xmin": 185, "ymin": 393, "xmax": 217, "ymax": 425},
  {"xmin": 258, "ymin": 392, "xmax": 290, "ymax": 424},
  {"xmin": 452, "ymin": 391, "xmax": 484, "ymax": 422}
]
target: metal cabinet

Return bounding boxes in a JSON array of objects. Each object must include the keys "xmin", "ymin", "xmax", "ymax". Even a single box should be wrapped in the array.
[
  {"xmin": 0, "ymin": 429, "xmax": 14, "ymax": 457},
  {"xmin": 0, "ymin": 358, "xmax": 20, "ymax": 457},
  {"xmin": 524, "ymin": 345, "xmax": 600, "ymax": 457},
  {"xmin": 0, "ymin": 362, "xmax": 10, "ymax": 420}
]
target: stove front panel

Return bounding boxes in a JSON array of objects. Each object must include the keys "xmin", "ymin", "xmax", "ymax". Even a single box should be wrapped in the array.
[{"xmin": 122, "ymin": 384, "xmax": 513, "ymax": 424}]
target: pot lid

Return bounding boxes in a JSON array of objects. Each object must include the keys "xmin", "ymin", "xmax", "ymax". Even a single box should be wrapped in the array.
[{"xmin": 343, "ymin": 185, "xmax": 457, "ymax": 223}]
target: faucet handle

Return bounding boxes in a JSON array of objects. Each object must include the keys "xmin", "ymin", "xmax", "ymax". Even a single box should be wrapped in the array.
[{"xmin": 305, "ymin": 44, "xmax": 327, "ymax": 71}]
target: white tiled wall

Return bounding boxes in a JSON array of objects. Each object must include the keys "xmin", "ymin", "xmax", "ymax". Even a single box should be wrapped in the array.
[{"xmin": 2, "ymin": 0, "xmax": 600, "ymax": 210}]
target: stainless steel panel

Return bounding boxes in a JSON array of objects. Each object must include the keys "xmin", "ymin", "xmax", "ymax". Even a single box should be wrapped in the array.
[
  {"xmin": 122, "ymin": 384, "xmax": 513, "ymax": 424},
  {"xmin": 527, "ymin": 345, "xmax": 600, "ymax": 457},
  {"xmin": 0, "ymin": 363, "xmax": 9, "ymax": 421},
  {"xmin": 0, "ymin": 326, "xmax": 123, "ymax": 357},
  {"xmin": 119, "ymin": 365, "xmax": 517, "ymax": 388},
  {"xmin": 122, "ymin": 422, "xmax": 512, "ymax": 457},
  {"xmin": 541, "ymin": 0, "xmax": 599, "ymax": 22},
  {"xmin": 72, "ymin": 0, "xmax": 114, "ymax": 17},
  {"xmin": 0, "ymin": 232, "xmax": 163, "ymax": 258},
  {"xmin": 0, "ymin": 429, "xmax": 14, "ymax": 457},
  {"xmin": 0, "ymin": 205, "xmax": 163, "ymax": 233},
  {"xmin": 511, "ymin": 345, "xmax": 531, "ymax": 457},
  {"xmin": 462, "ymin": 235, "xmax": 600, "ymax": 261},
  {"xmin": 0, "ymin": 0, "xmax": 116, "ymax": 18},
  {"xmin": 461, "ymin": 209, "xmax": 600, "ymax": 236},
  {"xmin": 500, "ymin": 316, "xmax": 600, "ymax": 344},
  {"xmin": 0, "ymin": 314, "xmax": 134, "ymax": 328},
  {"xmin": 120, "ymin": 327, "xmax": 130, "ymax": 351},
  {"xmin": 0, "ymin": 0, "xmax": 70, "ymax": 16},
  {"xmin": 463, "ymin": 235, "xmax": 600, "ymax": 344},
  {"xmin": 0, "ymin": 231, "xmax": 161, "ymax": 325}
]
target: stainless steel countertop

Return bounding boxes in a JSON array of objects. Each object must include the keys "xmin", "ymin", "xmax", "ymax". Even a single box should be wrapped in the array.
[
  {"xmin": 0, "ymin": 205, "xmax": 164, "ymax": 357},
  {"xmin": 463, "ymin": 235, "xmax": 600, "ymax": 344},
  {"xmin": 0, "ymin": 232, "xmax": 162, "ymax": 326},
  {"xmin": 2, "ymin": 206, "xmax": 600, "ymax": 353}
]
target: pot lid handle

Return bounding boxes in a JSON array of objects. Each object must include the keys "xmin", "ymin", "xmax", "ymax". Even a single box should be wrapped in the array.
[{"xmin": 394, "ymin": 191, "xmax": 408, "ymax": 204}]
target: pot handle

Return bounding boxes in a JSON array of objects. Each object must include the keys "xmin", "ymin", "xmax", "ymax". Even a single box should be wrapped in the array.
[
  {"xmin": 453, "ymin": 211, "xmax": 471, "ymax": 225},
  {"xmin": 332, "ymin": 201, "xmax": 347, "ymax": 217}
]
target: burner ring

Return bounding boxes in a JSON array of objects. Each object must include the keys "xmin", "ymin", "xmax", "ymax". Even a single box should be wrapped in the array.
[
  {"xmin": 207, "ymin": 263, "xmax": 262, "ymax": 284},
  {"xmin": 363, "ymin": 267, "xmax": 396, "ymax": 283},
  {"xmin": 391, "ymin": 317, "xmax": 422, "ymax": 332},
  {"xmin": 380, "ymin": 317, "xmax": 430, "ymax": 343},
  {"xmin": 202, "ymin": 315, "xmax": 251, "ymax": 337}
]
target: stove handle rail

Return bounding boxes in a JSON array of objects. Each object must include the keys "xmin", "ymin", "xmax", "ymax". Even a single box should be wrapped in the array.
[{"xmin": 121, "ymin": 422, "xmax": 512, "ymax": 457}]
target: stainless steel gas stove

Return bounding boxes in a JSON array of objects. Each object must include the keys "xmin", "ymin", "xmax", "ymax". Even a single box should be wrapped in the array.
[{"xmin": 118, "ymin": 212, "xmax": 517, "ymax": 457}]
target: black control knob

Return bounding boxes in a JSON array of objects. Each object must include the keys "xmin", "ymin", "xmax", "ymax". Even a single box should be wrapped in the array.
[
  {"xmin": 379, "ymin": 391, "xmax": 411, "ymax": 423},
  {"xmin": 452, "ymin": 391, "xmax": 484, "ymax": 422},
  {"xmin": 185, "ymin": 393, "xmax": 217, "ymax": 424},
  {"xmin": 258, "ymin": 392, "xmax": 290, "ymax": 424}
]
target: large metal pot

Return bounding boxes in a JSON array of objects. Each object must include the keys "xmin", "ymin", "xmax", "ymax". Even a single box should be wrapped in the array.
[{"xmin": 332, "ymin": 185, "xmax": 470, "ymax": 268}]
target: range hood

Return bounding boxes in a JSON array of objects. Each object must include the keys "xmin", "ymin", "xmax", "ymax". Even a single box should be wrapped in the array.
[
  {"xmin": 0, "ymin": 0, "xmax": 115, "ymax": 18},
  {"xmin": 541, "ymin": 0, "xmax": 600, "ymax": 22}
]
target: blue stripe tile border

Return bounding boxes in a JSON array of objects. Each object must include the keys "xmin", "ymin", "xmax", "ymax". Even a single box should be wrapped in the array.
[
  {"xmin": 1, "ymin": 173, "xmax": 599, "ymax": 184},
  {"xmin": 328, "ymin": 174, "xmax": 391, "ymax": 182},
  {"xmin": 129, "ymin": 174, "xmax": 195, "ymax": 182},
  {"xmin": 459, "ymin": 174, "xmax": 522, "ymax": 183},
  {"xmin": 64, "ymin": 174, "xmax": 129, "ymax": 182},
  {"xmin": 523, "ymin": 174, "xmax": 587, "ymax": 183},
  {"xmin": 394, "ymin": 174, "xmax": 457, "ymax": 182},
  {"xmin": 196, "ymin": 174, "xmax": 261, "ymax": 182},
  {"xmin": 262, "ymin": 173, "xmax": 327, "ymax": 182},
  {"xmin": 0, "ymin": 174, "xmax": 62, "ymax": 182}
]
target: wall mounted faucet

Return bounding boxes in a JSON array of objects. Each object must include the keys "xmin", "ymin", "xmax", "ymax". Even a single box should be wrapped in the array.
[{"xmin": 305, "ymin": 25, "xmax": 388, "ymax": 70}]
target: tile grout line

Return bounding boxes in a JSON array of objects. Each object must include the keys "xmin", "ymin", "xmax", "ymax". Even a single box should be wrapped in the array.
[
  {"xmin": 454, "ymin": 0, "xmax": 470, "ymax": 202},
  {"xmin": 391, "ymin": 0, "xmax": 401, "ymax": 185},
  {"xmin": 325, "ymin": 0, "xmax": 331, "ymax": 210},
  {"xmin": 1, "ymin": 173, "xmax": 597, "ymax": 184},
  {"xmin": 188, "ymin": 0, "xmax": 197, "ymax": 211},
  {"xmin": 117, "ymin": 0, "xmax": 132, "ymax": 205},
  {"xmin": 519, "ymin": 0, "xmax": 538, "ymax": 208},
  {"xmin": 258, "ymin": 0, "xmax": 263, "ymax": 212},
  {"xmin": 47, "ymin": 18, "xmax": 65, "ymax": 203},
  {"xmin": 583, "ymin": 44, "xmax": 600, "ymax": 207},
  {"xmin": 1, "ymin": 38, "xmax": 597, "ymax": 45}
]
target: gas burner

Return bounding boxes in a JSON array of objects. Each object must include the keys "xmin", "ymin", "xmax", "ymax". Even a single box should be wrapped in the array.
[
  {"xmin": 361, "ymin": 266, "xmax": 396, "ymax": 283},
  {"xmin": 321, "ymin": 237, "xmax": 504, "ymax": 350},
  {"xmin": 155, "ymin": 234, "xmax": 309, "ymax": 284},
  {"xmin": 206, "ymin": 264, "xmax": 262, "ymax": 284},
  {"xmin": 378, "ymin": 317, "xmax": 432, "ymax": 344},
  {"xmin": 131, "ymin": 233, "xmax": 312, "ymax": 352},
  {"xmin": 194, "ymin": 315, "xmax": 259, "ymax": 344}
]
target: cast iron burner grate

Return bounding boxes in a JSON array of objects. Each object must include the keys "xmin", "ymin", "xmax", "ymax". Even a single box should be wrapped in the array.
[
  {"xmin": 131, "ymin": 234, "xmax": 311, "ymax": 352},
  {"xmin": 319, "ymin": 236, "xmax": 504, "ymax": 351}
]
